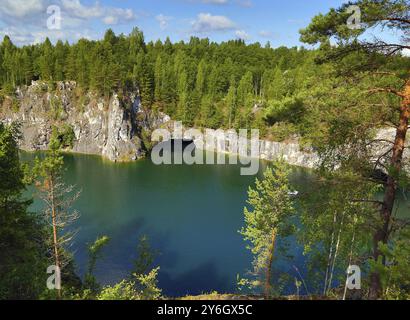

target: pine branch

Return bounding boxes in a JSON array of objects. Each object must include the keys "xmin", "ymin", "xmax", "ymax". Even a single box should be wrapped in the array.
[
  {"xmin": 367, "ymin": 88, "xmax": 405, "ymax": 98},
  {"xmin": 380, "ymin": 17, "xmax": 410, "ymax": 25},
  {"xmin": 350, "ymin": 199, "xmax": 384, "ymax": 206}
]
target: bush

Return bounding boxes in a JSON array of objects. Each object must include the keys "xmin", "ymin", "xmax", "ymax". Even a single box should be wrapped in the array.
[
  {"xmin": 97, "ymin": 268, "xmax": 162, "ymax": 300},
  {"xmin": 49, "ymin": 95, "xmax": 65, "ymax": 120},
  {"xmin": 97, "ymin": 280, "xmax": 139, "ymax": 300},
  {"xmin": 265, "ymin": 122, "xmax": 299, "ymax": 142},
  {"xmin": 49, "ymin": 125, "xmax": 75, "ymax": 150},
  {"xmin": 1, "ymin": 83, "xmax": 16, "ymax": 97},
  {"xmin": 140, "ymin": 128, "xmax": 154, "ymax": 153},
  {"xmin": 264, "ymin": 96, "xmax": 305, "ymax": 125}
]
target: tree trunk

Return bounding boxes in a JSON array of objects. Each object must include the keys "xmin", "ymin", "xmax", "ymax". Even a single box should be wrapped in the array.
[
  {"xmin": 265, "ymin": 229, "xmax": 276, "ymax": 299},
  {"xmin": 369, "ymin": 78, "xmax": 410, "ymax": 299},
  {"xmin": 327, "ymin": 211, "xmax": 345, "ymax": 295},
  {"xmin": 50, "ymin": 177, "xmax": 61, "ymax": 299},
  {"xmin": 323, "ymin": 211, "xmax": 337, "ymax": 295}
]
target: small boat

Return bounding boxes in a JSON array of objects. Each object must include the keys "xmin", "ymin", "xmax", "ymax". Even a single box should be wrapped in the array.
[{"xmin": 288, "ymin": 191, "xmax": 299, "ymax": 196}]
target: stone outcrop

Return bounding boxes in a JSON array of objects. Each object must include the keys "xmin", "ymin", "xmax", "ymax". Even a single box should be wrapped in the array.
[
  {"xmin": 189, "ymin": 128, "xmax": 319, "ymax": 168},
  {"xmin": 3, "ymin": 81, "xmax": 406, "ymax": 169},
  {"xmin": 0, "ymin": 81, "xmax": 168, "ymax": 162}
]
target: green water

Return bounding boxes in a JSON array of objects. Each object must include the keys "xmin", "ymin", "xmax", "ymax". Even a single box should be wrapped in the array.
[{"xmin": 20, "ymin": 152, "xmax": 409, "ymax": 297}]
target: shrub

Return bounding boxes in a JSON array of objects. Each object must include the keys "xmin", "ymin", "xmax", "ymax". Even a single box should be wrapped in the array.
[
  {"xmin": 97, "ymin": 268, "xmax": 162, "ymax": 300},
  {"xmin": 49, "ymin": 125, "xmax": 75, "ymax": 150}
]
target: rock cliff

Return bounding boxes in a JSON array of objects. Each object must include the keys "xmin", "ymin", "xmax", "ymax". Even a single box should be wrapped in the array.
[
  {"xmin": 0, "ymin": 81, "xmax": 168, "ymax": 162},
  {"xmin": 3, "ymin": 81, "xmax": 405, "ymax": 169}
]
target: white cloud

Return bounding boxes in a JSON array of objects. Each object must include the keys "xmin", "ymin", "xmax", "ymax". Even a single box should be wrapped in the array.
[
  {"xmin": 156, "ymin": 14, "xmax": 173, "ymax": 30},
  {"xmin": 0, "ymin": 0, "xmax": 45, "ymax": 18},
  {"xmin": 61, "ymin": 0, "xmax": 103, "ymax": 19},
  {"xmin": 0, "ymin": 0, "xmax": 136, "ymax": 45},
  {"xmin": 61, "ymin": 1, "xmax": 135, "ymax": 24},
  {"xmin": 235, "ymin": 30, "xmax": 250, "ymax": 41},
  {"xmin": 102, "ymin": 8, "xmax": 134, "ymax": 25},
  {"xmin": 103, "ymin": 15, "xmax": 117, "ymax": 25},
  {"xmin": 192, "ymin": 13, "xmax": 236, "ymax": 33},
  {"xmin": 0, "ymin": 25, "xmax": 96, "ymax": 45},
  {"xmin": 259, "ymin": 30, "xmax": 280, "ymax": 40}
]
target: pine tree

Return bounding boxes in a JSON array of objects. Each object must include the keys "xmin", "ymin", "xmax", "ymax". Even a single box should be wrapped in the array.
[
  {"xmin": 38, "ymin": 38, "xmax": 54, "ymax": 81},
  {"xmin": 240, "ymin": 160, "xmax": 295, "ymax": 298},
  {"xmin": 226, "ymin": 76, "xmax": 237, "ymax": 128},
  {"xmin": 300, "ymin": 0, "xmax": 410, "ymax": 299},
  {"xmin": 195, "ymin": 59, "xmax": 207, "ymax": 95},
  {"xmin": 237, "ymin": 71, "xmax": 254, "ymax": 108},
  {"xmin": 84, "ymin": 236, "xmax": 111, "ymax": 293},
  {"xmin": 177, "ymin": 70, "xmax": 189, "ymax": 121},
  {"xmin": 21, "ymin": 49, "xmax": 33, "ymax": 85},
  {"xmin": 154, "ymin": 54, "xmax": 163, "ymax": 103},
  {"xmin": 34, "ymin": 146, "xmax": 80, "ymax": 299},
  {"xmin": 138, "ymin": 56, "xmax": 154, "ymax": 108},
  {"xmin": 0, "ymin": 123, "xmax": 48, "ymax": 299},
  {"xmin": 54, "ymin": 40, "xmax": 66, "ymax": 81}
]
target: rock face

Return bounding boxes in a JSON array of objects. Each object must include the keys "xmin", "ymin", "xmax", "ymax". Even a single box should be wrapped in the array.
[
  {"xmin": 0, "ymin": 81, "xmax": 325, "ymax": 168},
  {"xmin": 101, "ymin": 93, "xmax": 141, "ymax": 161},
  {"xmin": 0, "ymin": 81, "xmax": 168, "ymax": 162},
  {"xmin": 188, "ymin": 128, "xmax": 319, "ymax": 168},
  {"xmin": 258, "ymin": 140, "xmax": 319, "ymax": 168},
  {"xmin": 2, "ymin": 81, "xmax": 408, "ymax": 169}
]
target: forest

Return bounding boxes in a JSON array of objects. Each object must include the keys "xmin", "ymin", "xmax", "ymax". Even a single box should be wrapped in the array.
[
  {"xmin": 1, "ymin": 0, "xmax": 410, "ymax": 301},
  {"xmin": 0, "ymin": 25, "xmax": 336, "ymax": 141}
]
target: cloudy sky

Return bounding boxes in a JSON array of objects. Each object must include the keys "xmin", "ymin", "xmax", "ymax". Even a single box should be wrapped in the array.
[{"xmin": 0, "ymin": 0, "xmax": 403, "ymax": 47}]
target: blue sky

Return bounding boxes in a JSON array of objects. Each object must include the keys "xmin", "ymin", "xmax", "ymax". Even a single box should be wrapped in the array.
[{"xmin": 0, "ymin": 0, "xmax": 401, "ymax": 47}]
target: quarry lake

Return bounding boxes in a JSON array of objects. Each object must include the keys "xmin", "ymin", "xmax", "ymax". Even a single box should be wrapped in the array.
[{"xmin": 20, "ymin": 151, "xmax": 409, "ymax": 297}]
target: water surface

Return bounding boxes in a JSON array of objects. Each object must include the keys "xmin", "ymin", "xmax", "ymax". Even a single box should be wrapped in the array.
[{"xmin": 20, "ymin": 151, "xmax": 409, "ymax": 297}]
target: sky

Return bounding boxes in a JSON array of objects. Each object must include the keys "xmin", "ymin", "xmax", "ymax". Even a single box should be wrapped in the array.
[{"xmin": 0, "ymin": 0, "xmax": 404, "ymax": 48}]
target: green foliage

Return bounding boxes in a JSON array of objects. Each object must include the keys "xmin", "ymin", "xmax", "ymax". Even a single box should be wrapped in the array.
[
  {"xmin": 372, "ymin": 228, "xmax": 410, "ymax": 300},
  {"xmin": 95, "ymin": 235, "xmax": 161, "ymax": 300},
  {"xmin": 0, "ymin": 122, "xmax": 49, "ymax": 299},
  {"xmin": 134, "ymin": 267, "xmax": 162, "ymax": 300},
  {"xmin": 97, "ymin": 280, "xmax": 139, "ymax": 300},
  {"xmin": 299, "ymin": 0, "xmax": 410, "ymax": 299},
  {"xmin": 140, "ymin": 128, "xmax": 154, "ymax": 153},
  {"xmin": 47, "ymin": 94, "xmax": 65, "ymax": 120},
  {"xmin": 299, "ymin": 170, "xmax": 378, "ymax": 296},
  {"xmin": 0, "ymin": 31, "xmax": 346, "ymax": 138},
  {"xmin": 49, "ymin": 125, "xmax": 75, "ymax": 150},
  {"xmin": 132, "ymin": 235, "xmax": 157, "ymax": 276},
  {"xmin": 1, "ymin": 83, "xmax": 15, "ymax": 97},
  {"xmin": 33, "ymin": 147, "xmax": 82, "ymax": 299},
  {"xmin": 264, "ymin": 96, "xmax": 305, "ymax": 125},
  {"xmin": 97, "ymin": 267, "xmax": 162, "ymax": 300},
  {"xmin": 84, "ymin": 236, "xmax": 111, "ymax": 293},
  {"xmin": 240, "ymin": 159, "xmax": 295, "ymax": 296}
]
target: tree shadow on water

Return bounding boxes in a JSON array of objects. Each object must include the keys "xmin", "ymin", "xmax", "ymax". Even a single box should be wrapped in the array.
[{"xmin": 158, "ymin": 261, "xmax": 232, "ymax": 298}]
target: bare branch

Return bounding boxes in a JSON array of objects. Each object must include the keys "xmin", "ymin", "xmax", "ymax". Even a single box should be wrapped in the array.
[
  {"xmin": 350, "ymin": 199, "xmax": 384, "ymax": 206},
  {"xmin": 367, "ymin": 88, "xmax": 405, "ymax": 98},
  {"xmin": 380, "ymin": 17, "xmax": 410, "ymax": 25}
]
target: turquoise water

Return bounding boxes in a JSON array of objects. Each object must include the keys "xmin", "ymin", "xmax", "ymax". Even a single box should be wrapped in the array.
[{"xmin": 20, "ymin": 151, "xmax": 409, "ymax": 297}]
